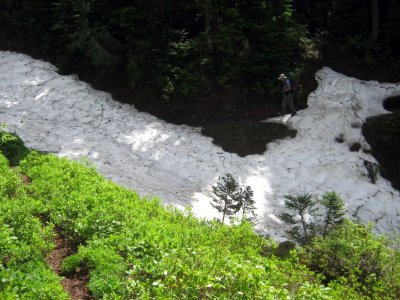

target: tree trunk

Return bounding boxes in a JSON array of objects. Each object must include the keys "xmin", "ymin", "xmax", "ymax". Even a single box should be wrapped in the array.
[
  {"xmin": 300, "ymin": 213, "xmax": 309, "ymax": 243},
  {"xmin": 323, "ymin": 208, "xmax": 331, "ymax": 238},
  {"xmin": 204, "ymin": 0, "xmax": 214, "ymax": 54},
  {"xmin": 222, "ymin": 202, "xmax": 227, "ymax": 223},
  {"xmin": 370, "ymin": 0, "xmax": 379, "ymax": 42}
]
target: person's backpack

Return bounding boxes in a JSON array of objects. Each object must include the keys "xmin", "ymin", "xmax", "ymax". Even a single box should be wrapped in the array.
[{"xmin": 288, "ymin": 77, "xmax": 298, "ymax": 93}]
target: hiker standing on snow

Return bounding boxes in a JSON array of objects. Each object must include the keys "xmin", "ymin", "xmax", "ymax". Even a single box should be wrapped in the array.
[{"xmin": 278, "ymin": 73, "xmax": 297, "ymax": 116}]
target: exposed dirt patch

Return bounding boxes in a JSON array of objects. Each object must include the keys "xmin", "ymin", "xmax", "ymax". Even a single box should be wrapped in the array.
[
  {"xmin": 46, "ymin": 232, "xmax": 92, "ymax": 300},
  {"xmin": 350, "ymin": 142, "xmax": 362, "ymax": 152},
  {"xmin": 19, "ymin": 174, "xmax": 31, "ymax": 184},
  {"xmin": 11, "ymin": 167, "xmax": 31, "ymax": 184},
  {"xmin": 46, "ymin": 234, "xmax": 75, "ymax": 274},
  {"xmin": 61, "ymin": 273, "xmax": 91, "ymax": 300}
]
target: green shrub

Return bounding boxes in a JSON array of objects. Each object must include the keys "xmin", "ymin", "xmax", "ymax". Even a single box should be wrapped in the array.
[
  {"xmin": 0, "ymin": 261, "xmax": 68, "ymax": 300},
  {"xmin": 0, "ymin": 155, "xmax": 21, "ymax": 198},
  {"xmin": 0, "ymin": 128, "xmax": 30, "ymax": 166},
  {"xmin": 301, "ymin": 220, "xmax": 400, "ymax": 298}
]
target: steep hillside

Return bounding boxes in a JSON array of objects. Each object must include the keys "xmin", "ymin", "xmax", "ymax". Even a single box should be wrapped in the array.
[{"xmin": 1, "ymin": 133, "xmax": 400, "ymax": 299}]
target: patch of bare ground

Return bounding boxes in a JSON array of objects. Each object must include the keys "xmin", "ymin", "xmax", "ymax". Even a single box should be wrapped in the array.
[
  {"xmin": 11, "ymin": 167, "xmax": 31, "ymax": 184},
  {"xmin": 46, "ymin": 232, "xmax": 92, "ymax": 300},
  {"xmin": 19, "ymin": 173, "xmax": 31, "ymax": 184},
  {"xmin": 61, "ymin": 272, "xmax": 92, "ymax": 300}
]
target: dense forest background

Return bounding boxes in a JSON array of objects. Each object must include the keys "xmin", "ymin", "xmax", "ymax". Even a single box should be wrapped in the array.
[{"xmin": 0, "ymin": 0, "xmax": 400, "ymax": 124}]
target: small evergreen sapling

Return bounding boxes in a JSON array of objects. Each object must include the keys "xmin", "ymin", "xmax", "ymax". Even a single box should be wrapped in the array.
[
  {"xmin": 320, "ymin": 192, "xmax": 345, "ymax": 237},
  {"xmin": 211, "ymin": 173, "xmax": 241, "ymax": 223},
  {"xmin": 279, "ymin": 193, "xmax": 319, "ymax": 245},
  {"xmin": 210, "ymin": 173, "xmax": 257, "ymax": 224},
  {"xmin": 238, "ymin": 185, "xmax": 257, "ymax": 224},
  {"xmin": 279, "ymin": 192, "xmax": 346, "ymax": 245}
]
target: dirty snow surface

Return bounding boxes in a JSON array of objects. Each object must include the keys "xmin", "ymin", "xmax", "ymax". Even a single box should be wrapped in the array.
[{"xmin": 1, "ymin": 51, "xmax": 400, "ymax": 240}]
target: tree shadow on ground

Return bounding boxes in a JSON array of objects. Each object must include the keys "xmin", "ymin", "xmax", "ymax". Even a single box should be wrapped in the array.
[{"xmin": 202, "ymin": 121, "xmax": 297, "ymax": 157}]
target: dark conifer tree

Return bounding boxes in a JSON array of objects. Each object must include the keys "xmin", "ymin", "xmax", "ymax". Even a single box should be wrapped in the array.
[
  {"xmin": 238, "ymin": 185, "xmax": 257, "ymax": 224},
  {"xmin": 320, "ymin": 191, "xmax": 345, "ymax": 237},
  {"xmin": 210, "ymin": 173, "xmax": 241, "ymax": 223}
]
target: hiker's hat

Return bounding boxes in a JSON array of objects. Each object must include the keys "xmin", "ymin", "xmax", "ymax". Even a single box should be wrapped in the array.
[{"xmin": 278, "ymin": 73, "xmax": 287, "ymax": 80}]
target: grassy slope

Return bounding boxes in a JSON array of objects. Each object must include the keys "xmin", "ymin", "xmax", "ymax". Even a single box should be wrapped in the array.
[{"xmin": 1, "ymin": 133, "xmax": 399, "ymax": 299}]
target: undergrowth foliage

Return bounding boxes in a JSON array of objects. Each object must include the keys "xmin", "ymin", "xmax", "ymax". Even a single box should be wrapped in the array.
[
  {"xmin": 301, "ymin": 221, "xmax": 400, "ymax": 298},
  {"xmin": 0, "ymin": 154, "xmax": 68, "ymax": 299},
  {"xmin": 1, "ymin": 130, "xmax": 400, "ymax": 299}
]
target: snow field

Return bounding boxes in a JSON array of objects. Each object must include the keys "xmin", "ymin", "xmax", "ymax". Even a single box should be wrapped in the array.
[{"xmin": 1, "ymin": 51, "xmax": 400, "ymax": 240}]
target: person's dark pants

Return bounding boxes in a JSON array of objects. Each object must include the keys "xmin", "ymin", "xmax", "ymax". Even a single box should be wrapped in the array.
[{"xmin": 282, "ymin": 93, "xmax": 296, "ymax": 115}]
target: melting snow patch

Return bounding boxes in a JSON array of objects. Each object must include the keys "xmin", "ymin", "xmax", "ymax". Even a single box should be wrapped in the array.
[{"xmin": 1, "ymin": 51, "xmax": 400, "ymax": 240}]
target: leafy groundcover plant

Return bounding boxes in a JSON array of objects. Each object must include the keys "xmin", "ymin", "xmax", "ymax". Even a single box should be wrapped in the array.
[
  {"xmin": 1, "ymin": 130, "xmax": 400, "ymax": 299},
  {"xmin": 0, "ymin": 154, "xmax": 68, "ymax": 299}
]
